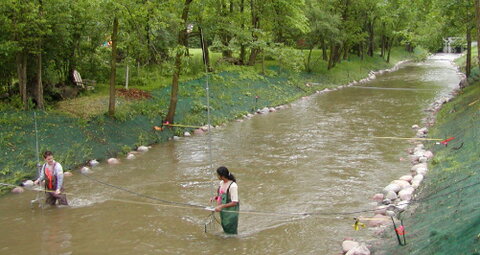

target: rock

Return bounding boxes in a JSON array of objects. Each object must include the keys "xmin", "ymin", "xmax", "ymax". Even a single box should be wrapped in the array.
[
  {"xmin": 411, "ymin": 163, "xmax": 427, "ymax": 172},
  {"xmin": 193, "ymin": 129, "xmax": 204, "ymax": 135},
  {"xmin": 201, "ymin": 125, "xmax": 213, "ymax": 131},
  {"xmin": 395, "ymin": 201, "xmax": 409, "ymax": 212},
  {"xmin": 374, "ymin": 205, "xmax": 388, "ymax": 215},
  {"xmin": 22, "ymin": 180, "xmax": 34, "ymax": 188},
  {"xmin": 269, "ymin": 107, "xmax": 276, "ymax": 112},
  {"xmin": 386, "ymin": 210, "xmax": 396, "ymax": 217},
  {"xmin": 89, "ymin": 159, "xmax": 99, "ymax": 167},
  {"xmin": 418, "ymin": 127, "xmax": 428, "ymax": 134},
  {"xmin": 399, "ymin": 187, "xmax": 415, "ymax": 201},
  {"xmin": 412, "ymin": 174, "xmax": 424, "ymax": 183},
  {"xmin": 372, "ymin": 193, "xmax": 384, "ymax": 202},
  {"xmin": 382, "ymin": 199, "xmax": 392, "ymax": 205},
  {"xmin": 399, "ymin": 175, "xmax": 413, "ymax": 183},
  {"xmin": 184, "ymin": 131, "xmax": 191, "ymax": 137},
  {"xmin": 137, "ymin": 146, "xmax": 149, "ymax": 152},
  {"xmin": 424, "ymin": 150, "xmax": 434, "ymax": 159},
  {"xmin": 391, "ymin": 180, "xmax": 411, "ymax": 189},
  {"xmin": 64, "ymin": 172, "xmax": 73, "ymax": 177},
  {"xmin": 418, "ymin": 156, "xmax": 428, "ymax": 163},
  {"xmin": 411, "ymin": 124, "xmax": 420, "ymax": 129},
  {"xmin": 107, "ymin": 158, "xmax": 120, "ymax": 165},
  {"xmin": 173, "ymin": 136, "xmax": 180, "ymax": 140},
  {"xmin": 126, "ymin": 153, "xmax": 136, "ymax": 160},
  {"xmin": 342, "ymin": 240, "xmax": 360, "ymax": 253},
  {"xmin": 81, "ymin": 166, "xmax": 92, "ymax": 174},
  {"xmin": 383, "ymin": 183, "xmax": 401, "ymax": 193},
  {"xmin": 386, "ymin": 191, "xmax": 398, "ymax": 200},
  {"xmin": 345, "ymin": 244, "xmax": 371, "ymax": 255},
  {"xmin": 11, "ymin": 187, "xmax": 24, "ymax": 193}
]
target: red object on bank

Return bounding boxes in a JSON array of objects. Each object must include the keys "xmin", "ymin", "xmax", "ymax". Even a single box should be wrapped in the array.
[{"xmin": 440, "ymin": 137, "xmax": 455, "ymax": 145}]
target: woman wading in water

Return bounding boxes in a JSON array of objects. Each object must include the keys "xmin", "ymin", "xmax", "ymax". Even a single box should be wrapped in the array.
[{"xmin": 213, "ymin": 166, "xmax": 239, "ymax": 234}]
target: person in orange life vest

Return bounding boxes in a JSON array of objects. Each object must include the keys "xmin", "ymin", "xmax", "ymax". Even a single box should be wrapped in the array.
[
  {"xmin": 34, "ymin": 151, "xmax": 68, "ymax": 206},
  {"xmin": 212, "ymin": 166, "xmax": 239, "ymax": 234}
]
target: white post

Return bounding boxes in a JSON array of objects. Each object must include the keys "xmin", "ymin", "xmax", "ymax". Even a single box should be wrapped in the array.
[{"xmin": 125, "ymin": 65, "xmax": 129, "ymax": 89}]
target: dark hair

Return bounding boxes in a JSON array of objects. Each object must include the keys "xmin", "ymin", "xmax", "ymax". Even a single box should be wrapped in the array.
[
  {"xmin": 217, "ymin": 166, "xmax": 236, "ymax": 182},
  {"xmin": 43, "ymin": 151, "xmax": 53, "ymax": 159}
]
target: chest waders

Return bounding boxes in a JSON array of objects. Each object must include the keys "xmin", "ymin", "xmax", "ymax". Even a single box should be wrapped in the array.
[{"xmin": 219, "ymin": 182, "xmax": 239, "ymax": 234}]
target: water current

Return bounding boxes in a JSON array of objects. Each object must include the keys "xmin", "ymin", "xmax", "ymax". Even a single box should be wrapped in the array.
[{"xmin": 0, "ymin": 54, "xmax": 461, "ymax": 255}]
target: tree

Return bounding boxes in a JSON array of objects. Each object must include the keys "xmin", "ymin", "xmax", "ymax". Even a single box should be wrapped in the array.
[
  {"xmin": 108, "ymin": 16, "xmax": 119, "ymax": 117},
  {"xmin": 165, "ymin": 0, "xmax": 194, "ymax": 124}
]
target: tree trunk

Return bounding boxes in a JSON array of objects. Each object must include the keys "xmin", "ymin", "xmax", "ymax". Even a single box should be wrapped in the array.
[
  {"xmin": 35, "ymin": 52, "xmax": 44, "ymax": 109},
  {"xmin": 367, "ymin": 20, "xmax": 375, "ymax": 57},
  {"xmin": 327, "ymin": 43, "xmax": 336, "ymax": 70},
  {"xmin": 475, "ymin": 0, "xmax": 480, "ymax": 67},
  {"xmin": 342, "ymin": 44, "xmax": 349, "ymax": 60},
  {"xmin": 165, "ymin": 0, "xmax": 194, "ymax": 124},
  {"xmin": 466, "ymin": 27, "xmax": 472, "ymax": 77},
  {"xmin": 108, "ymin": 16, "xmax": 119, "ymax": 117},
  {"xmin": 322, "ymin": 39, "xmax": 327, "ymax": 61},
  {"xmin": 386, "ymin": 36, "xmax": 394, "ymax": 63},
  {"xmin": 239, "ymin": 0, "xmax": 246, "ymax": 64},
  {"xmin": 16, "ymin": 52, "xmax": 28, "ymax": 110},
  {"xmin": 248, "ymin": 0, "xmax": 260, "ymax": 66},
  {"xmin": 306, "ymin": 47, "xmax": 313, "ymax": 72},
  {"xmin": 199, "ymin": 26, "xmax": 211, "ymax": 72}
]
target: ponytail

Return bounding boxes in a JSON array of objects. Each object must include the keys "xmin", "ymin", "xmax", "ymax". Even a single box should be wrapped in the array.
[{"xmin": 217, "ymin": 166, "xmax": 236, "ymax": 182}]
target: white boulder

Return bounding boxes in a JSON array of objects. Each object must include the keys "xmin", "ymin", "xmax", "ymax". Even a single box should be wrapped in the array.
[
  {"xmin": 137, "ymin": 146, "xmax": 149, "ymax": 152},
  {"xmin": 384, "ymin": 183, "xmax": 401, "ymax": 193},
  {"xmin": 89, "ymin": 159, "xmax": 99, "ymax": 167},
  {"xmin": 342, "ymin": 240, "xmax": 360, "ymax": 254},
  {"xmin": 107, "ymin": 158, "xmax": 120, "ymax": 165}
]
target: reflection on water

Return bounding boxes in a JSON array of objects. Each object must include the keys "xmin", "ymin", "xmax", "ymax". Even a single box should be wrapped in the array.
[{"xmin": 0, "ymin": 54, "xmax": 461, "ymax": 254}]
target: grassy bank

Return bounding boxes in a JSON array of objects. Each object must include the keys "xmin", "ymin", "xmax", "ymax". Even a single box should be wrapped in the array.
[
  {"xmin": 379, "ymin": 60, "xmax": 480, "ymax": 253},
  {"xmin": 0, "ymin": 47, "xmax": 424, "ymax": 193}
]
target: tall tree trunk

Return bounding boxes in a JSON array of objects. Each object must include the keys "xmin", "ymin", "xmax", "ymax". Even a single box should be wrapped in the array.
[
  {"xmin": 386, "ymin": 36, "xmax": 394, "ymax": 63},
  {"xmin": 328, "ymin": 43, "xmax": 336, "ymax": 70},
  {"xmin": 35, "ymin": 52, "xmax": 44, "ymax": 110},
  {"xmin": 166, "ymin": 0, "xmax": 194, "ymax": 124},
  {"xmin": 321, "ymin": 38, "xmax": 327, "ymax": 61},
  {"xmin": 367, "ymin": 20, "xmax": 375, "ymax": 57},
  {"xmin": 239, "ymin": 0, "xmax": 246, "ymax": 64},
  {"xmin": 248, "ymin": 0, "xmax": 260, "ymax": 66},
  {"xmin": 342, "ymin": 44, "xmax": 349, "ymax": 60},
  {"xmin": 108, "ymin": 16, "xmax": 119, "ymax": 117},
  {"xmin": 466, "ymin": 27, "xmax": 472, "ymax": 77},
  {"xmin": 199, "ymin": 26, "xmax": 211, "ymax": 72},
  {"xmin": 16, "ymin": 52, "xmax": 28, "ymax": 110},
  {"xmin": 306, "ymin": 47, "xmax": 313, "ymax": 72},
  {"xmin": 476, "ymin": 0, "xmax": 480, "ymax": 67}
]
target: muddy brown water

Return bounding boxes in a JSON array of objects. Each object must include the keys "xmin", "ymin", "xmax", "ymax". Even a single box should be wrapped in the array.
[{"xmin": 0, "ymin": 54, "xmax": 461, "ymax": 255}]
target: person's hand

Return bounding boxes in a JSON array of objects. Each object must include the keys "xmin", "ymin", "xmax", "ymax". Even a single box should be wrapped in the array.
[
  {"xmin": 215, "ymin": 205, "xmax": 223, "ymax": 212},
  {"xmin": 55, "ymin": 189, "xmax": 61, "ymax": 195}
]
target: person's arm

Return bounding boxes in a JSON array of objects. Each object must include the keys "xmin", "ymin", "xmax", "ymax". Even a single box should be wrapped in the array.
[
  {"xmin": 34, "ymin": 164, "xmax": 45, "ymax": 185},
  {"xmin": 55, "ymin": 163, "xmax": 64, "ymax": 194}
]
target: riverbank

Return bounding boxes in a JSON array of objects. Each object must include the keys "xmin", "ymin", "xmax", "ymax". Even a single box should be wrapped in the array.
[
  {"xmin": 0, "ymin": 48, "xmax": 426, "ymax": 193},
  {"xmin": 369, "ymin": 60, "xmax": 480, "ymax": 253}
]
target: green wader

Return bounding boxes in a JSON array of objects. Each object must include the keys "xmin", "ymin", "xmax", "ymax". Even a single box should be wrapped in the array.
[{"xmin": 219, "ymin": 183, "xmax": 239, "ymax": 234}]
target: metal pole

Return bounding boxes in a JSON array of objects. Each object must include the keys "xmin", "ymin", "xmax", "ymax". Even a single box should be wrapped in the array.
[{"xmin": 200, "ymin": 26, "xmax": 215, "ymax": 199}]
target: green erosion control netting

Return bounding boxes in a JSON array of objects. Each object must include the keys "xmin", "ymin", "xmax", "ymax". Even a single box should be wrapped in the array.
[
  {"xmin": 380, "ymin": 83, "xmax": 480, "ymax": 255},
  {"xmin": 0, "ymin": 70, "xmax": 311, "ymax": 190}
]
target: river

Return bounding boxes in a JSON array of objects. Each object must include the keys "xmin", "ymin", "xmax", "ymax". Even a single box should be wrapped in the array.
[{"xmin": 0, "ymin": 54, "xmax": 461, "ymax": 255}]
